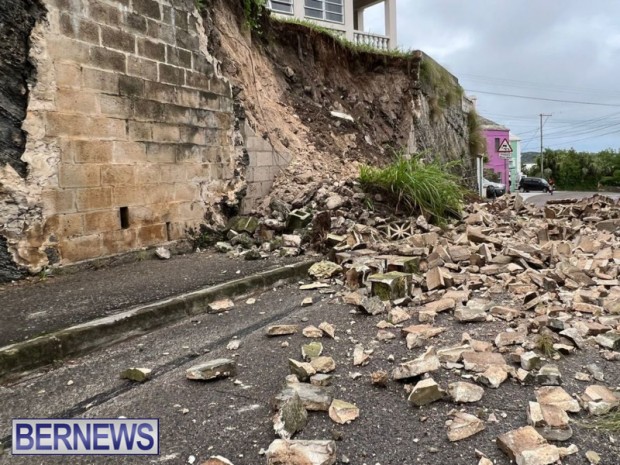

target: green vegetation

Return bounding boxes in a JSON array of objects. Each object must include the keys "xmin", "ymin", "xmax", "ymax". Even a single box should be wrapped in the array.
[
  {"xmin": 535, "ymin": 332, "xmax": 556, "ymax": 358},
  {"xmin": 419, "ymin": 57, "xmax": 464, "ymax": 118},
  {"xmin": 194, "ymin": 0, "xmax": 204, "ymax": 10},
  {"xmin": 273, "ymin": 17, "xmax": 415, "ymax": 58},
  {"xmin": 523, "ymin": 148, "xmax": 620, "ymax": 190},
  {"xmin": 242, "ymin": 0, "xmax": 267, "ymax": 31},
  {"xmin": 467, "ymin": 109, "xmax": 487, "ymax": 157},
  {"xmin": 359, "ymin": 153, "xmax": 466, "ymax": 222},
  {"xmin": 582, "ymin": 410, "xmax": 620, "ymax": 432}
]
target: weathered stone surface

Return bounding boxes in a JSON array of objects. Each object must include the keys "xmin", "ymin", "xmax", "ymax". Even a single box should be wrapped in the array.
[
  {"xmin": 389, "ymin": 307, "xmax": 411, "ymax": 324},
  {"xmin": 595, "ymin": 332, "xmax": 620, "ymax": 350},
  {"xmin": 447, "ymin": 412, "xmax": 485, "ymax": 442},
  {"xmin": 559, "ymin": 328, "xmax": 586, "ymax": 349},
  {"xmin": 318, "ymin": 322, "xmax": 335, "ymax": 338},
  {"xmin": 422, "ymin": 298, "xmax": 456, "ymax": 313},
  {"xmin": 536, "ymin": 387, "xmax": 581, "ymax": 413},
  {"xmin": 527, "ymin": 402, "xmax": 572, "ymax": 441},
  {"xmin": 581, "ymin": 385, "xmax": 620, "ymax": 415},
  {"xmin": 186, "ymin": 359, "xmax": 236, "ymax": 381},
  {"xmin": 289, "ymin": 359, "xmax": 317, "ymax": 381},
  {"xmin": 120, "ymin": 367, "xmax": 152, "ymax": 383},
  {"xmin": 495, "ymin": 330, "xmax": 526, "ymax": 347},
  {"xmin": 353, "ymin": 344, "xmax": 370, "ymax": 366},
  {"xmin": 308, "ymin": 261, "xmax": 342, "ymax": 279},
  {"xmin": 266, "ymin": 440, "xmax": 336, "ymax": 465},
  {"xmin": 267, "ymin": 325, "xmax": 299, "ymax": 336},
  {"xmin": 358, "ymin": 295, "xmax": 387, "ymax": 315},
  {"xmin": 462, "ymin": 352, "xmax": 507, "ymax": 373},
  {"xmin": 279, "ymin": 383, "xmax": 332, "ymax": 411},
  {"xmin": 370, "ymin": 370, "xmax": 389, "ymax": 387},
  {"xmin": 521, "ymin": 352, "xmax": 542, "ymax": 371},
  {"xmin": 369, "ymin": 271, "xmax": 411, "ymax": 300},
  {"xmin": 392, "ymin": 347, "xmax": 440, "ymax": 380},
  {"xmin": 490, "ymin": 306, "xmax": 522, "ymax": 321},
  {"xmin": 403, "ymin": 324, "xmax": 445, "ymax": 349},
  {"xmin": 303, "ymin": 325, "xmax": 324, "ymax": 338},
  {"xmin": 497, "ymin": 426, "xmax": 560, "ymax": 465},
  {"xmin": 455, "ymin": 301, "xmax": 488, "ymax": 323},
  {"xmin": 302, "ymin": 342, "xmax": 323, "ymax": 360},
  {"xmin": 208, "ymin": 298, "xmax": 235, "ymax": 313},
  {"xmin": 328, "ymin": 399, "xmax": 359, "ymax": 424},
  {"xmin": 478, "ymin": 365, "xmax": 508, "ymax": 389},
  {"xmin": 408, "ymin": 378, "xmax": 445, "ymax": 406},
  {"xmin": 536, "ymin": 364, "xmax": 562, "ymax": 386},
  {"xmin": 310, "ymin": 374, "xmax": 332, "ymax": 386},
  {"xmin": 273, "ymin": 391, "xmax": 308, "ymax": 439},
  {"xmin": 448, "ymin": 381, "xmax": 484, "ymax": 403},
  {"xmin": 437, "ymin": 344, "xmax": 470, "ymax": 363},
  {"xmin": 310, "ymin": 356, "xmax": 336, "ymax": 374}
]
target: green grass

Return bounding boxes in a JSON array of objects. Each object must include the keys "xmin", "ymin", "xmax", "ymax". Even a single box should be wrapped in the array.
[
  {"xmin": 419, "ymin": 57, "xmax": 464, "ymax": 114},
  {"xmin": 467, "ymin": 109, "xmax": 486, "ymax": 157},
  {"xmin": 359, "ymin": 154, "xmax": 465, "ymax": 222},
  {"xmin": 273, "ymin": 16, "xmax": 415, "ymax": 58},
  {"xmin": 581, "ymin": 410, "xmax": 620, "ymax": 432},
  {"xmin": 536, "ymin": 332, "xmax": 556, "ymax": 358}
]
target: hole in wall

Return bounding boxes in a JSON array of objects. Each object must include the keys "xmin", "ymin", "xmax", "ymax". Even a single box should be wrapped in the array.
[
  {"xmin": 166, "ymin": 222, "xmax": 171, "ymax": 241},
  {"xmin": 120, "ymin": 207, "xmax": 129, "ymax": 229}
]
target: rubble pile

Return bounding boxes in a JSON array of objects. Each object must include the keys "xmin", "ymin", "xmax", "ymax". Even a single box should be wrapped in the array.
[{"xmin": 199, "ymin": 193, "xmax": 620, "ymax": 464}]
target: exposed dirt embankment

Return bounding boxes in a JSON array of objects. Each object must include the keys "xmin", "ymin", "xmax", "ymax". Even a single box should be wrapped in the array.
[{"xmin": 204, "ymin": 0, "xmax": 474, "ymax": 208}]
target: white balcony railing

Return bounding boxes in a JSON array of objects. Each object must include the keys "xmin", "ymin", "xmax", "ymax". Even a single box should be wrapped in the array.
[{"xmin": 353, "ymin": 31, "xmax": 390, "ymax": 51}]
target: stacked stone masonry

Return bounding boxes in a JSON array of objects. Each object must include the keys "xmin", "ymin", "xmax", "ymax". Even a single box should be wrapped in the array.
[{"xmin": 3, "ymin": 0, "xmax": 239, "ymax": 272}]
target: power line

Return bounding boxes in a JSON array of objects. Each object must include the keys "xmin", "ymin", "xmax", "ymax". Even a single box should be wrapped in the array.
[{"xmin": 466, "ymin": 89, "xmax": 620, "ymax": 107}]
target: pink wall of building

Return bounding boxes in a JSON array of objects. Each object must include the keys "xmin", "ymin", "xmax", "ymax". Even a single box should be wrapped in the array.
[{"xmin": 483, "ymin": 128, "xmax": 511, "ymax": 187}]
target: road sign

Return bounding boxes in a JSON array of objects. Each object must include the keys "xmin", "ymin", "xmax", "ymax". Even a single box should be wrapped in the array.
[
  {"xmin": 499, "ymin": 152, "xmax": 512, "ymax": 160},
  {"xmin": 497, "ymin": 138, "xmax": 513, "ymax": 153}
]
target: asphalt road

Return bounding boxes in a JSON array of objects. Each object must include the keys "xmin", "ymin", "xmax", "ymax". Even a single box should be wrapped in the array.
[{"xmin": 1, "ymin": 280, "xmax": 618, "ymax": 465}]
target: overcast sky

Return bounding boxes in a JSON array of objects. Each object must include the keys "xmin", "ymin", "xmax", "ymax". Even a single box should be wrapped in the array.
[{"xmin": 366, "ymin": 1, "xmax": 620, "ymax": 153}]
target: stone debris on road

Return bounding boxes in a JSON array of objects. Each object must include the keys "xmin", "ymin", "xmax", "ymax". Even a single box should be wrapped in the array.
[
  {"xmin": 185, "ymin": 359, "xmax": 236, "ymax": 381},
  {"xmin": 120, "ymin": 367, "xmax": 152, "ymax": 383}
]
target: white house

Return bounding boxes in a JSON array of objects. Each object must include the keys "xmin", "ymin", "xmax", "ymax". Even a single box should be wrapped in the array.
[{"xmin": 267, "ymin": 0, "xmax": 397, "ymax": 50}]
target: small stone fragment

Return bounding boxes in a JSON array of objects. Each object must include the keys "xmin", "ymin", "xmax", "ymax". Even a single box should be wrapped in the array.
[
  {"xmin": 301, "ymin": 297, "xmax": 314, "ymax": 307},
  {"xmin": 586, "ymin": 450, "xmax": 601, "ymax": 465},
  {"xmin": 580, "ymin": 385, "xmax": 620, "ymax": 415},
  {"xmin": 267, "ymin": 325, "xmax": 299, "ymax": 336},
  {"xmin": 389, "ymin": 307, "xmax": 411, "ymax": 324},
  {"xmin": 273, "ymin": 391, "xmax": 308, "ymax": 439},
  {"xmin": 536, "ymin": 387, "xmax": 581, "ymax": 413},
  {"xmin": 186, "ymin": 359, "xmax": 236, "ymax": 381},
  {"xmin": 226, "ymin": 340, "xmax": 241, "ymax": 351},
  {"xmin": 527, "ymin": 402, "xmax": 572, "ymax": 441},
  {"xmin": 497, "ymin": 426, "xmax": 560, "ymax": 465},
  {"xmin": 353, "ymin": 345, "xmax": 370, "ymax": 366},
  {"xmin": 120, "ymin": 368, "xmax": 152, "ymax": 383},
  {"xmin": 276, "ymin": 384, "xmax": 332, "ymax": 412},
  {"xmin": 303, "ymin": 325, "xmax": 324, "ymax": 338},
  {"xmin": 358, "ymin": 295, "xmax": 387, "ymax": 315},
  {"xmin": 302, "ymin": 342, "xmax": 323, "ymax": 360},
  {"xmin": 478, "ymin": 365, "xmax": 508, "ymax": 389},
  {"xmin": 521, "ymin": 351, "xmax": 542, "ymax": 371},
  {"xmin": 308, "ymin": 261, "xmax": 343, "ymax": 279},
  {"xmin": 310, "ymin": 374, "xmax": 332, "ymax": 386},
  {"xmin": 448, "ymin": 382, "xmax": 484, "ymax": 403},
  {"xmin": 310, "ymin": 356, "xmax": 336, "ymax": 374},
  {"xmin": 289, "ymin": 359, "xmax": 317, "ymax": 381},
  {"xmin": 370, "ymin": 371, "xmax": 389, "ymax": 387},
  {"xmin": 155, "ymin": 247, "xmax": 171, "ymax": 259},
  {"xmin": 328, "ymin": 399, "xmax": 360, "ymax": 424},
  {"xmin": 392, "ymin": 347, "xmax": 440, "ymax": 381},
  {"xmin": 266, "ymin": 440, "xmax": 336, "ymax": 465},
  {"xmin": 447, "ymin": 412, "xmax": 485, "ymax": 442},
  {"xmin": 208, "ymin": 298, "xmax": 235, "ymax": 313},
  {"xmin": 536, "ymin": 364, "xmax": 562, "ymax": 386},
  {"xmin": 318, "ymin": 322, "xmax": 335, "ymax": 338},
  {"xmin": 369, "ymin": 272, "xmax": 411, "ymax": 300},
  {"xmin": 595, "ymin": 332, "xmax": 620, "ymax": 350},
  {"xmin": 408, "ymin": 378, "xmax": 446, "ymax": 406}
]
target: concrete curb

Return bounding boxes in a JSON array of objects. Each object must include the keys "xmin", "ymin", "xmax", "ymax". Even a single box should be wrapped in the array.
[{"xmin": 0, "ymin": 260, "xmax": 315, "ymax": 381}]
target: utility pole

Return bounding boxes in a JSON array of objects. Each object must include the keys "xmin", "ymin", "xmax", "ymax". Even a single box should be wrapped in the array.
[{"xmin": 540, "ymin": 113, "xmax": 551, "ymax": 178}]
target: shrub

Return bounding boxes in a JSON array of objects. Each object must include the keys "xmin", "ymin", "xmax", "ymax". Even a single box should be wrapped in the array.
[{"xmin": 359, "ymin": 154, "xmax": 465, "ymax": 222}]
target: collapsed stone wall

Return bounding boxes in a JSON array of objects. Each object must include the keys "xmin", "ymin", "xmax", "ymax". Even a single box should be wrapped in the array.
[{"xmin": 0, "ymin": 0, "xmax": 241, "ymax": 279}]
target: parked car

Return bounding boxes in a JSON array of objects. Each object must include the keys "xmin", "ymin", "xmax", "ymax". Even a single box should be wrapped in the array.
[
  {"xmin": 518, "ymin": 177, "xmax": 551, "ymax": 193},
  {"xmin": 482, "ymin": 178, "xmax": 506, "ymax": 198}
]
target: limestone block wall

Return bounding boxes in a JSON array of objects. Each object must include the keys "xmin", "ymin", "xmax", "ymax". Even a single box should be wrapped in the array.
[
  {"xmin": 240, "ymin": 120, "xmax": 291, "ymax": 213},
  {"xmin": 1, "ymin": 0, "xmax": 240, "ymax": 275}
]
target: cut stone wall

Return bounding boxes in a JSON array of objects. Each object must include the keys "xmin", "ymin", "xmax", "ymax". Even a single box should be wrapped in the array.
[{"xmin": 1, "ymin": 0, "xmax": 241, "ymax": 278}]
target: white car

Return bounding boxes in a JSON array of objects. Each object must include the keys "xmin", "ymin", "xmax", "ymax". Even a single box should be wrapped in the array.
[{"xmin": 482, "ymin": 178, "xmax": 506, "ymax": 198}]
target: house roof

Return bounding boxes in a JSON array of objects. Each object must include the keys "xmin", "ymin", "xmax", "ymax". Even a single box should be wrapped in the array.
[{"xmin": 478, "ymin": 115, "xmax": 509, "ymax": 131}]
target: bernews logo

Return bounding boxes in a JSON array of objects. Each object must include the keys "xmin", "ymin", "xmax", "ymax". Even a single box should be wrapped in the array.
[{"xmin": 12, "ymin": 419, "xmax": 159, "ymax": 455}]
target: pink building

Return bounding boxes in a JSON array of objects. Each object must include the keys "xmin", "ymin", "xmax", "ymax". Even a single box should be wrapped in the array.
[{"xmin": 480, "ymin": 116, "xmax": 511, "ymax": 187}]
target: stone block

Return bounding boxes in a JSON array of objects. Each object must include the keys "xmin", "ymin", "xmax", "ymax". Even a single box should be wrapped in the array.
[
  {"xmin": 47, "ymin": 114, "xmax": 126, "ymax": 139},
  {"xmin": 112, "ymin": 141, "xmax": 147, "ymax": 164},
  {"xmin": 146, "ymin": 143, "xmax": 176, "ymax": 163},
  {"xmin": 48, "ymin": 37, "xmax": 90, "ymax": 63},
  {"xmin": 198, "ymin": 91, "xmax": 220, "ymax": 110},
  {"xmin": 159, "ymin": 63, "xmax": 185, "ymax": 85},
  {"xmin": 133, "ymin": 0, "xmax": 161, "ymax": 20},
  {"xmin": 89, "ymin": 46, "xmax": 126, "ymax": 73},
  {"xmin": 369, "ymin": 272, "xmax": 411, "ymax": 301},
  {"xmin": 55, "ymin": 63, "xmax": 82, "ymax": 89},
  {"xmin": 127, "ymin": 57, "xmax": 158, "ymax": 82},
  {"xmin": 159, "ymin": 164, "xmax": 187, "ymax": 183},
  {"xmin": 57, "ymin": 213, "xmax": 84, "ymax": 237},
  {"xmin": 56, "ymin": 89, "xmax": 99, "ymax": 114},
  {"xmin": 99, "ymin": 95, "xmax": 132, "ymax": 119},
  {"xmin": 100, "ymin": 25, "xmax": 136, "ymax": 53},
  {"xmin": 119, "ymin": 75, "xmax": 145, "ymax": 98},
  {"xmin": 41, "ymin": 189, "xmax": 76, "ymax": 214},
  {"xmin": 62, "ymin": 140, "xmax": 113, "ymax": 164},
  {"xmin": 83, "ymin": 210, "xmax": 120, "ymax": 234},
  {"xmin": 137, "ymin": 223, "xmax": 166, "ymax": 246},
  {"xmin": 173, "ymin": 183, "xmax": 198, "ymax": 202},
  {"xmin": 125, "ymin": 12, "xmax": 147, "ymax": 34},
  {"xmin": 102, "ymin": 165, "xmax": 135, "ymax": 186},
  {"xmin": 137, "ymin": 38, "xmax": 166, "ymax": 62},
  {"xmin": 102, "ymin": 228, "xmax": 137, "ymax": 255},
  {"xmin": 113, "ymin": 186, "xmax": 146, "ymax": 207},
  {"xmin": 152, "ymin": 124, "xmax": 181, "ymax": 143},
  {"xmin": 167, "ymin": 45, "xmax": 192, "ymax": 68},
  {"xmin": 87, "ymin": 0, "xmax": 122, "ymax": 26},
  {"xmin": 60, "ymin": 234, "xmax": 103, "ymax": 262},
  {"xmin": 186, "ymin": 70, "xmax": 211, "ymax": 90},
  {"xmin": 76, "ymin": 187, "xmax": 113, "ymax": 211},
  {"xmin": 59, "ymin": 14, "xmax": 100, "ymax": 44},
  {"xmin": 82, "ymin": 68, "xmax": 119, "ymax": 94},
  {"xmin": 59, "ymin": 165, "xmax": 101, "ymax": 188}
]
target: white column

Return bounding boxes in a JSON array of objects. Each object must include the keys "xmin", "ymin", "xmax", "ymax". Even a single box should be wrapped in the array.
[
  {"xmin": 385, "ymin": 0, "xmax": 397, "ymax": 49},
  {"xmin": 344, "ymin": 0, "xmax": 355, "ymax": 41},
  {"xmin": 293, "ymin": 0, "xmax": 304, "ymax": 19},
  {"xmin": 356, "ymin": 7, "xmax": 365, "ymax": 32}
]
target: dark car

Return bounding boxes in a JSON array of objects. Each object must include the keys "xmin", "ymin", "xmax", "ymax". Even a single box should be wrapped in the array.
[
  {"xmin": 482, "ymin": 178, "xmax": 506, "ymax": 198},
  {"xmin": 518, "ymin": 177, "xmax": 550, "ymax": 193}
]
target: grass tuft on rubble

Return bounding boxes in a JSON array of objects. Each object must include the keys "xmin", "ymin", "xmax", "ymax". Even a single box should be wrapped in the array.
[
  {"xmin": 358, "ymin": 154, "xmax": 465, "ymax": 222},
  {"xmin": 581, "ymin": 409, "xmax": 620, "ymax": 432},
  {"xmin": 535, "ymin": 332, "xmax": 556, "ymax": 358}
]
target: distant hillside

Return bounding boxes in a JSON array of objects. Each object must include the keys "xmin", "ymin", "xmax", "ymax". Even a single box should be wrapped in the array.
[{"xmin": 522, "ymin": 152, "xmax": 539, "ymax": 164}]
